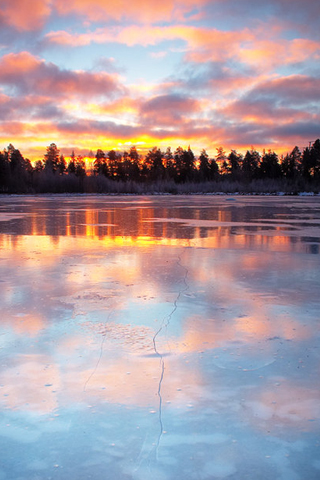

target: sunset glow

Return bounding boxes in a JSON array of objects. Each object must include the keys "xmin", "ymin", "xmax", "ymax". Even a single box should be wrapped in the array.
[{"xmin": 1, "ymin": 0, "xmax": 319, "ymax": 161}]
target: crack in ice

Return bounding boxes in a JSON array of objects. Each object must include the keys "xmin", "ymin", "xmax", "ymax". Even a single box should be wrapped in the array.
[
  {"xmin": 83, "ymin": 308, "xmax": 114, "ymax": 392},
  {"xmin": 152, "ymin": 251, "xmax": 189, "ymax": 458}
]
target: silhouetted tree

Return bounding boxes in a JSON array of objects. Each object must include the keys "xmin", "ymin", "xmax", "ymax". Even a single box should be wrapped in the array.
[
  {"xmin": 1, "ymin": 139, "xmax": 319, "ymax": 194},
  {"xmin": 301, "ymin": 139, "xmax": 320, "ymax": 179},
  {"xmin": 67, "ymin": 157, "xmax": 76, "ymax": 174},
  {"xmin": 8, "ymin": 145, "xmax": 25, "ymax": 175},
  {"xmin": 107, "ymin": 150, "xmax": 119, "ymax": 179},
  {"xmin": 57, "ymin": 154, "xmax": 66, "ymax": 175},
  {"xmin": 210, "ymin": 158, "xmax": 219, "ymax": 179},
  {"xmin": 94, "ymin": 149, "xmax": 108, "ymax": 176},
  {"xmin": 144, "ymin": 147, "xmax": 165, "ymax": 181},
  {"xmin": 227, "ymin": 150, "xmax": 242, "ymax": 179},
  {"xmin": 34, "ymin": 160, "xmax": 44, "ymax": 172},
  {"xmin": 173, "ymin": 146, "xmax": 195, "ymax": 182},
  {"xmin": 259, "ymin": 150, "xmax": 282, "ymax": 179},
  {"xmin": 128, "ymin": 146, "xmax": 141, "ymax": 181},
  {"xmin": 281, "ymin": 146, "xmax": 301, "ymax": 179},
  {"xmin": 198, "ymin": 149, "xmax": 211, "ymax": 181},
  {"xmin": 216, "ymin": 147, "xmax": 228, "ymax": 175},
  {"xmin": 164, "ymin": 147, "xmax": 175, "ymax": 180},
  {"xmin": 312, "ymin": 139, "xmax": 320, "ymax": 179},
  {"xmin": 0, "ymin": 150, "xmax": 10, "ymax": 191},
  {"xmin": 75, "ymin": 155, "xmax": 86, "ymax": 177},
  {"xmin": 44, "ymin": 143, "xmax": 60, "ymax": 173},
  {"xmin": 242, "ymin": 148, "xmax": 260, "ymax": 180}
]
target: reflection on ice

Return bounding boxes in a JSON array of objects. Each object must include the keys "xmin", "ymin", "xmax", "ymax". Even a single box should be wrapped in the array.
[{"xmin": 0, "ymin": 195, "xmax": 320, "ymax": 479}]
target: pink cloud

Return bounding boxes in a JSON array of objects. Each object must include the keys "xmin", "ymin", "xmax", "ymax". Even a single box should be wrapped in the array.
[
  {"xmin": 45, "ymin": 24, "xmax": 251, "ymax": 61},
  {"xmin": 248, "ymin": 75, "xmax": 320, "ymax": 104},
  {"xmin": 238, "ymin": 37, "xmax": 320, "ymax": 71},
  {"xmin": 211, "ymin": 74, "xmax": 320, "ymax": 149},
  {"xmin": 54, "ymin": 0, "xmax": 205, "ymax": 23},
  {"xmin": 0, "ymin": 0, "xmax": 51, "ymax": 31},
  {"xmin": 221, "ymin": 99, "xmax": 313, "ymax": 125},
  {"xmin": 0, "ymin": 94, "xmax": 62, "ymax": 121},
  {"xmin": 44, "ymin": 23, "xmax": 320, "ymax": 77},
  {"xmin": 140, "ymin": 94, "xmax": 201, "ymax": 126},
  {"xmin": 0, "ymin": 121, "xmax": 27, "ymax": 136},
  {"xmin": 0, "ymin": 52, "xmax": 126, "ymax": 99}
]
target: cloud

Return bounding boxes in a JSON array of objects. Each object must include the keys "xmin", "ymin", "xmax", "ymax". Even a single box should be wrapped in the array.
[
  {"xmin": 0, "ymin": 0, "xmax": 52, "ymax": 31},
  {"xmin": 0, "ymin": 94, "xmax": 63, "ymax": 121},
  {"xmin": 1, "ymin": 1, "xmax": 319, "ymax": 159},
  {"xmin": 139, "ymin": 94, "xmax": 201, "ymax": 126},
  {"xmin": 238, "ymin": 37, "xmax": 320, "ymax": 71},
  {"xmin": 0, "ymin": 52, "xmax": 126, "ymax": 99},
  {"xmin": 203, "ymin": 0, "xmax": 320, "ymax": 34},
  {"xmin": 210, "ymin": 74, "xmax": 320, "ymax": 149},
  {"xmin": 56, "ymin": 119, "xmax": 142, "ymax": 138},
  {"xmin": 0, "ymin": 121, "xmax": 28, "ymax": 136},
  {"xmin": 165, "ymin": 60, "xmax": 256, "ymax": 101},
  {"xmin": 150, "ymin": 51, "xmax": 168, "ymax": 59},
  {"xmin": 250, "ymin": 75, "xmax": 320, "ymax": 106},
  {"xmin": 218, "ymin": 75, "xmax": 320, "ymax": 125},
  {"xmin": 54, "ymin": 0, "xmax": 205, "ymax": 24},
  {"xmin": 45, "ymin": 24, "xmax": 251, "ymax": 59},
  {"xmin": 44, "ymin": 22, "xmax": 320, "ymax": 78},
  {"xmin": 222, "ymin": 99, "xmax": 312, "ymax": 125},
  {"xmin": 87, "ymin": 97, "xmax": 140, "ymax": 116}
]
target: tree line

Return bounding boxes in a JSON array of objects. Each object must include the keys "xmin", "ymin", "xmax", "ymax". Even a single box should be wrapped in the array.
[{"xmin": 0, "ymin": 140, "xmax": 319, "ymax": 194}]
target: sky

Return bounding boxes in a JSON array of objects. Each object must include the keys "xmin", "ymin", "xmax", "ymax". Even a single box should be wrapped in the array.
[{"xmin": 0, "ymin": 0, "xmax": 319, "ymax": 161}]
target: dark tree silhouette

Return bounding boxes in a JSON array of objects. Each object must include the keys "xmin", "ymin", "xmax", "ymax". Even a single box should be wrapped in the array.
[
  {"xmin": 8, "ymin": 144, "xmax": 25, "ymax": 174},
  {"xmin": 173, "ymin": 146, "xmax": 195, "ymax": 182},
  {"xmin": 34, "ymin": 160, "xmax": 44, "ymax": 172},
  {"xmin": 94, "ymin": 149, "xmax": 108, "ymax": 176},
  {"xmin": 259, "ymin": 150, "xmax": 282, "ymax": 179},
  {"xmin": 57, "ymin": 154, "xmax": 67, "ymax": 175},
  {"xmin": 1, "ymin": 139, "xmax": 319, "ymax": 194},
  {"xmin": 227, "ymin": 150, "xmax": 243, "ymax": 179},
  {"xmin": 75, "ymin": 156, "xmax": 86, "ymax": 177},
  {"xmin": 0, "ymin": 150, "xmax": 10, "ymax": 191},
  {"xmin": 242, "ymin": 148, "xmax": 260, "ymax": 180},
  {"xmin": 107, "ymin": 149, "xmax": 119, "ymax": 179},
  {"xmin": 128, "ymin": 146, "xmax": 140, "ymax": 181},
  {"xmin": 301, "ymin": 140, "xmax": 320, "ymax": 179},
  {"xmin": 67, "ymin": 154, "xmax": 76, "ymax": 174},
  {"xmin": 281, "ymin": 146, "xmax": 301, "ymax": 179},
  {"xmin": 144, "ymin": 147, "xmax": 165, "ymax": 181},
  {"xmin": 210, "ymin": 157, "xmax": 219, "ymax": 180},
  {"xmin": 199, "ymin": 149, "xmax": 211, "ymax": 181},
  {"xmin": 44, "ymin": 143, "xmax": 60, "ymax": 173},
  {"xmin": 164, "ymin": 147, "xmax": 175, "ymax": 180},
  {"xmin": 216, "ymin": 147, "xmax": 228, "ymax": 175}
]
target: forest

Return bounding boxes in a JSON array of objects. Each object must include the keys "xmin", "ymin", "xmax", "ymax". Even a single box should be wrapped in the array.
[{"xmin": 0, "ymin": 140, "xmax": 319, "ymax": 194}]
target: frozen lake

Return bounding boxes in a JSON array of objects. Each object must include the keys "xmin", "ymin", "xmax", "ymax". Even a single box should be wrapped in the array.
[{"xmin": 0, "ymin": 194, "xmax": 320, "ymax": 480}]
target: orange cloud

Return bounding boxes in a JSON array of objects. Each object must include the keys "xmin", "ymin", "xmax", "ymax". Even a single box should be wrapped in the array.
[
  {"xmin": 238, "ymin": 37, "xmax": 320, "ymax": 70},
  {"xmin": 54, "ymin": 0, "xmax": 206, "ymax": 23},
  {"xmin": 86, "ymin": 97, "xmax": 140, "ymax": 116},
  {"xmin": 0, "ymin": 0, "xmax": 51, "ymax": 31},
  {"xmin": 0, "ymin": 51, "xmax": 40, "ymax": 76}
]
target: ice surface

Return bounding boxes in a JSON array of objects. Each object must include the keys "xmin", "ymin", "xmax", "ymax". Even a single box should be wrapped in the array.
[{"xmin": 0, "ymin": 194, "xmax": 320, "ymax": 479}]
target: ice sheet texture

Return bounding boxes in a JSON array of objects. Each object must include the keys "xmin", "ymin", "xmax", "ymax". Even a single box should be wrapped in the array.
[{"xmin": 0, "ymin": 195, "xmax": 320, "ymax": 479}]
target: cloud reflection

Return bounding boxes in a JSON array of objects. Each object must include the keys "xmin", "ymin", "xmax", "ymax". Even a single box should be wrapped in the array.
[{"xmin": 0, "ymin": 196, "xmax": 319, "ymax": 446}]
